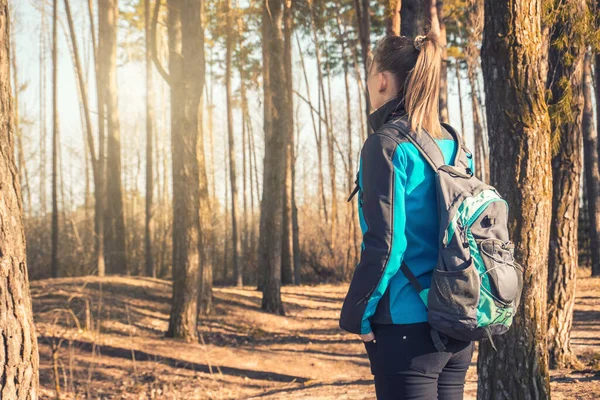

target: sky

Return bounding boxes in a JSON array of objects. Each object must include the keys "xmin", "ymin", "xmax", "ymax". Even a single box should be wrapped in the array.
[{"xmin": 11, "ymin": 0, "xmax": 478, "ymax": 217}]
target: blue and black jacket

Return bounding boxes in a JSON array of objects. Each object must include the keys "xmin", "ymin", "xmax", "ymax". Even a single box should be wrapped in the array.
[{"xmin": 339, "ymin": 96, "xmax": 474, "ymax": 335}]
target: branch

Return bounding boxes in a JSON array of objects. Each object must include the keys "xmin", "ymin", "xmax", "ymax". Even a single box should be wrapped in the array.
[
  {"xmin": 293, "ymin": 90, "xmax": 327, "ymax": 125},
  {"xmin": 151, "ymin": 0, "xmax": 171, "ymax": 85}
]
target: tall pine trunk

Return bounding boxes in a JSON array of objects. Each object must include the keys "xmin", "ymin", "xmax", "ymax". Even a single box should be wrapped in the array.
[
  {"xmin": 259, "ymin": 0, "xmax": 286, "ymax": 315},
  {"xmin": 51, "ymin": 0, "xmax": 59, "ymax": 278},
  {"xmin": 546, "ymin": 0, "xmax": 586, "ymax": 369},
  {"xmin": 583, "ymin": 52, "xmax": 600, "ymax": 277},
  {"xmin": 281, "ymin": 0, "xmax": 295, "ymax": 285},
  {"xmin": 400, "ymin": 0, "xmax": 423, "ymax": 37},
  {"xmin": 478, "ymin": 0, "xmax": 551, "ymax": 398},
  {"xmin": 99, "ymin": 0, "xmax": 127, "ymax": 275},
  {"xmin": 90, "ymin": 0, "xmax": 106, "ymax": 277},
  {"xmin": 225, "ymin": 0, "xmax": 242, "ymax": 287},
  {"xmin": 353, "ymin": 0, "xmax": 370, "ymax": 134},
  {"xmin": 0, "ymin": 1, "xmax": 40, "ymax": 394},
  {"xmin": 594, "ymin": 1, "xmax": 600, "ymax": 277},
  {"xmin": 145, "ymin": 0, "xmax": 155, "ymax": 278},
  {"xmin": 386, "ymin": 0, "xmax": 401, "ymax": 36},
  {"xmin": 154, "ymin": 0, "xmax": 207, "ymax": 341}
]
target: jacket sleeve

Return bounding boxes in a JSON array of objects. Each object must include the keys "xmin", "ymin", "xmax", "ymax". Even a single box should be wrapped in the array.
[{"xmin": 339, "ymin": 133, "xmax": 408, "ymax": 335}]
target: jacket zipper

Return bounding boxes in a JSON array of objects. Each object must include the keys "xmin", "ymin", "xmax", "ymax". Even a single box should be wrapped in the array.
[{"xmin": 348, "ymin": 171, "xmax": 360, "ymax": 202}]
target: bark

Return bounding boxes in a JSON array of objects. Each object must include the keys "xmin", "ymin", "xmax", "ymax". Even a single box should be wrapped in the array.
[
  {"xmin": 90, "ymin": 0, "xmax": 106, "ymax": 277},
  {"xmin": 546, "ymin": 0, "xmax": 586, "ymax": 369},
  {"xmin": 281, "ymin": 0, "xmax": 295, "ymax": 285},
  {"xmin": 154, "ymin": 0, "xmax": 207, "ymax": 341},
  {"xmin": 595, "ymin": 1, "xmax": 600, "ymax": 276},
  {"xmin": 400, "ymin": 0, "xmax": 423, "ymax": 37},
  {"xmin": 64, "ymin": 0, "xmax": 106, "ymax": 277},
  {"xmin": 39, "ymin": 4, "xmax": 47, "ymax": 216},
  {"xmin": 51, "ymin": 0, "xmax": 59, "ymax": 279},
  {"xmin": 478, "ymin": 0, "xmax": 552, "ymax": 398},
  {"xmin": 337, "ymin": 15, "xmax": 358, "ymax": 277},
  {"xmin": 10, "ymin": 36, "xmax": 31, "ymax": 215},
  {"xmin": 432, "ymin": 0, "xmax": 449, "ymax": 123},
  {"xmin": 386, "ymin": 0, "xmax": 401, "ymax": 36},
  {"xmin": 145, "ymin": 0, "xmax": 155, "ymax": 278},
  {"xmin": 225, "ymin": 0, "xmax": 242, "ymax": 287},
  {"xmin": 257, "ymin": 0, "xmax": 272, "ymax": 291},
  {"xmin": 468, "ymin": 68, "xmax": 485, "ymax": 182},
  {"xmin": 583, "ymin": 52, "xmax": 600, "ymax": 279},
  {"xmin": 259, "ymin": 0, "xmax": 286, "ymax": 315},
  {"xmin": 239, "ymin": 63, "xmax": 249, "ymax": 284},
  {"xmin": 0, "ymin": 2, "xmax": 40, "ymax": 396},
  {"xmin": 353, "ymin": 0, "xmax": 370, "ymax": 134},
  {"xmin": 99, "ymin": 0, "xmax": 128, "ymax": 275},
  {"xmin": 455, "ymin": 60, "xmax": 465, "ymax": 135}
]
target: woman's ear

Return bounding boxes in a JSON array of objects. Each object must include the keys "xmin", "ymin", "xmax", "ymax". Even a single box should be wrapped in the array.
[{"xmin": 378, "ymin": 72, "xmax": 388, "ymax": 93}]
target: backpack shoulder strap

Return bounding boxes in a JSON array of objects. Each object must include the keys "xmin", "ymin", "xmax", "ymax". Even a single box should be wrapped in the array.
[{"xmin": 387, "ymin": 118, "xmax": 447, "ymax": 171}]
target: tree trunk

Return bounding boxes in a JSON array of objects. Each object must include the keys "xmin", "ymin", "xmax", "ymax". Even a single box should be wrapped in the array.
[
  {"xmin": 281, "ymin": 0, "xmax": 295, "ymax": 285},
  {"xmin": 90, "ymin": 0, "xmax": 106, "ymax": 277},
  {"xmin": 259, "ymin": 0, "xmax": 286, "ymax": 315},
  {"xmin": 583, "ymin": 52, "xmax": 600, "ymax": 277},
  {"xmin": 468, "ymin": 68, "xmax": 485, "ymax": 182},
  {"xmin": 224, "ymin": 0, "xmax": 242, "ymax": 287},
  {"xmin": 39, "ymin": 4, "xmax": 48, "ymax": 217},
  {"xmin": 594, "ymin": 2, "xmax": 600, "ymax": 276},
  {"xmin": 400, "ymin": 0, "xmax": 423, "ymax": 37},
  {"xmin": 0, "ymin": 2, "xmax": 40, "ymax": 396},
  {"xmin": 239, "ymin": 65, "xmax": 249, "ymax": 285},
  {"xmin": 99, "ymin": 0, "xmax": 128, "ymax": 275},
  {"xmin": 478, "ymin": 0, "xmax": 552, "ymax": 398},
  {"xmin": 454, "ymin": 60, "xmax": 465, "ymax": 134},
  {"xmin": 465, "ymin": 0, "xmax": 486, "ymax": 182},
  {"xmin": 353, "ymin": 0, "xmax": 370, "ymax": 135},
  {"xmin": 145, "ymin": 0, "xmax": 155, "ymax": 278},
  {"xmin": 433, "ymin": 0, "xmax": 449, "ymax": 123},
  {"xmin": 546, "ymin": 0, "xmax": 586, "ymax": 369},
  {"xmin": 386, "ymin": 0, "xmax": 401, "ymax": 36},
  {"xmin": 156, "ymin": 0, "xmax": 207, "ymax": 341},
  {"xmin": 10, "ymin": 34, "xmax": 31, "ymax": 215},
  {"xmin": 51, "ymin": 0, "xmax": 59, "ymax": 279}
]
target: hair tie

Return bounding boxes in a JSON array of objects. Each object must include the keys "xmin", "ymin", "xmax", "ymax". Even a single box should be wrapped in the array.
[{"xmin": 414, "ymin": 35, "xmax": 426, "ymax": 51}]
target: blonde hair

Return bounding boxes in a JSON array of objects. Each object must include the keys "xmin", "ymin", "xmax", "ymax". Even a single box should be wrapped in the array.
[{"xmin": 372, "ymin": 32, "xmax": 444, "ymax": 138}]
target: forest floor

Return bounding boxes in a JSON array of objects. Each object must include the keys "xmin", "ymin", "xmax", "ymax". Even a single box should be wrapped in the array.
[{"xmin": 32, "ymin": 271, "xmax": 600, "ymax": 400}]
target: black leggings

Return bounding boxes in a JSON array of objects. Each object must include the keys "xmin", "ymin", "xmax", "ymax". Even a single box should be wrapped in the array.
[{"xmin": 363, "ymin": 322, "xmax": 474, "ymax": 400}]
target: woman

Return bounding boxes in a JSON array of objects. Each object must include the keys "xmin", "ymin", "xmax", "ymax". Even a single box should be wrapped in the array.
[{"xmin": 339, "ymin": 33, "xmax": 475, "ymax": 400}]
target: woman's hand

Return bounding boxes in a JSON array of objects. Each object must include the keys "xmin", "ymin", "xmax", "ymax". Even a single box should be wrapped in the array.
[{"xmin": 360, "ymin": 332, "xmax": 375, "ymax": 342}]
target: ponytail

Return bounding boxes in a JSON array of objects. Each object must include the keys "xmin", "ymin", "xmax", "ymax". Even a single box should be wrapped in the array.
[
  {"xmin": 371, "ymin": 31, "xmax": 444, "ymax": 138},
  {"xmin": 404, "ymin": 32, "xmax": 443, "ymax": 138}
]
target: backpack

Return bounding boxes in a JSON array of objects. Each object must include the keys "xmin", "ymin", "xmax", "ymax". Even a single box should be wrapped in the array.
[{"xmin": 386, "ymin": 118, "xmax": 524, "ymax": 350}]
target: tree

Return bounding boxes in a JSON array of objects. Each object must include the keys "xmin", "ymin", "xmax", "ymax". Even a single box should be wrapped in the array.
[
  {"xmin": 259, "ymin": 0, "xmax": 286, "ymax": 315},
  {"xmin": 464, "ymin": 0, "xmax": 488, "ymax": 182},
  {"xmin": 386, "ymin": 0, "xmax": 401, "ymax": 36},
  {"xmin": 225, "ymin": 0, "xmax": 242, "ymax": 287},
  {"xmin": 99, "ymin": 0, "xmax": 128, "ymax": 275},
  {"xmin": 0, "ymin": 1, "xmax": 40, "ymax": 394},
  {"xmin": 145, "ymin": 0, "xmax": 155, "ymax": 278},
  {"xmin": 583, "ymin": 51, "xmax": 600, "ymax": 281},
  {"xmin": 281, "ymin": 0, "xmax": 296, "ymax": 285},
  {"xmin": 546, "ymin": 0, "xmax": 587, "ymax": 369},
  {"xmin": 152, "ymin": 0, "xmax": 210, "ymax": 340},
  {"xmin": 353, "ymin": 0, "xmax": 370, "ymax": 133},
  {"xmin": 478, "ymin": 0, "xmax": 552, "ymax": 398},
  {"xmin": 400, "ymin": 0, "xmax": 423, "ymax": 37},
  {"xmin": 51, "ymin": 0, "xmax": 59, "ymax": 278},
  {"xmin": 593, "ymin": 0, "xmax": 600, "ymax": 277}
]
